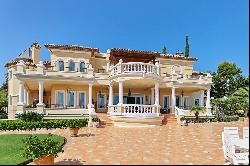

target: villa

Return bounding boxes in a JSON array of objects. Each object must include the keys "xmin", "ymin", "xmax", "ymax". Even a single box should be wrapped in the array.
[{"xmin": 5, "ymin": 39, "xmax": 213, "ymax": 126}]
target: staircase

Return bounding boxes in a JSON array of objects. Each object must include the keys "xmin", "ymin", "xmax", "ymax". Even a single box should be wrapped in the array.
[
  {"xmin": 97, "ymin": 113, "xmax": 113, "ymax": 127},
  {"xmin": 163, "ymin": 114, "xmax": 177, "ymax": 124}
]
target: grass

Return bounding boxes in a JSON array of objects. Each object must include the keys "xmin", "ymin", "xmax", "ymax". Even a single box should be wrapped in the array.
[{"xmin": 0, "ymin": 134, "xmax": 65, "ymax": 165}]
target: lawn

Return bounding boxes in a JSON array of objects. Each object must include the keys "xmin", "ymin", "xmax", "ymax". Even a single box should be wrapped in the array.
[{"xmin": 0, "ymin": 134, "xmax": 65, "ymax": 165}]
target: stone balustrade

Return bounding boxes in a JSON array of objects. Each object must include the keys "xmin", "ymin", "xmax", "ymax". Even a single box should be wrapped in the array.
[
  {"xmin": 110, "ymin": 62, "xmax": 159, "ymax": 76},
  {"xmin": 109, "ymin": 104, "xmax": 160, "ymax": 117}
]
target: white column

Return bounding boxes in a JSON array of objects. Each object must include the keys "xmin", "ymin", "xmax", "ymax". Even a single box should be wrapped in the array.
[
  {"xmin": 17, "ymin": 80, "xmax": 24, "ymax": 105},
  {"xmin": 37, "ymin": 80, "xmax": 44, "ymax": 106},
  {"xmin": 88, "ymin": 82, "xmax": 93, "ymax": 108},
  {"xmin": 171, "ymin": 87, "xmax": 176, "ymax": 114},
  {"xmin": 206, "ymin": 87, "xmax": 211, "ymax": 109},
  {"xmin": 200, "ymin": 90, "xmax": 204, "ymax": 107},
  {"xmin": 26, "ymin": 91, "xmax": 29, "ymax": 105},
  {"xmin": 151, "ymin": 88, "xmax": 154, "ymax": 105},
  {"xmin": 108, "ymin": 83, "xmax": 113, "ymax": 106},
  {"xmin": 154, "ymin": 82, "xmax": 159, "ymax": 106},
  {"xmin": 24, "ymin": 88, "xmax": 27, "ymax": 105},
  {"xmin": 118, "ymin": 80, "xmax": 123, "ymax": 105}
]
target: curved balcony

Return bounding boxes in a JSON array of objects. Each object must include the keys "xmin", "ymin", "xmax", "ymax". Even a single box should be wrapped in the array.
[
  {"xmin": 110, "ymin": 62, "xmax": 160, "ymax": 77},
  {"xmin": 108, "ymin": 104, "xmax": 160, "ymax": 117},
  {"xmin": 108, "ymin": 104, "xmax": 163, "ymax": 127}
]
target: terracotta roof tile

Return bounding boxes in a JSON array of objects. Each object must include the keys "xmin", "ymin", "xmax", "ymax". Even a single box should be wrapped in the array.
[
  {"xmin": 160, "ymin": 53, "xmax": 198, "ymax": 61},
  {"xmin": 44, "ymin": 44, "xmax": 99, "ymax": 52}
]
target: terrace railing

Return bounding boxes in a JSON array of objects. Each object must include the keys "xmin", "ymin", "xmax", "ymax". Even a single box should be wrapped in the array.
[
  {"xmin": 110, "ymin": 61, "xmax": 159, "ymax": 76},
  {"xmin": 109, "ymin": 104, "xmax": 160, "ymax": 117}
]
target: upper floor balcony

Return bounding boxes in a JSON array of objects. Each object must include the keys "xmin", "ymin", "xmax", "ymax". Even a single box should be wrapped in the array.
[{"xmin": 109, "ymin": 59, "xmax": 160, "ymax": 79}]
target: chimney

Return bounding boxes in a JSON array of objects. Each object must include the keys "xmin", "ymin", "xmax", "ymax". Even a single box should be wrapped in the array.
[{"xmin": 31, "ymin": 42, "xmax": 41, "ymax": 64}]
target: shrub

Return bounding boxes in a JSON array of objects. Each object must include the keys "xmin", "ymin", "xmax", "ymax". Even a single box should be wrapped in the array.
[
  {"xmin": 212, "ymin": 115, "xmax": 239, "ymax": 122},
  {"xmin": 66, "ymin": 119, "xmax": 88, "ymax": 129},
  {"xmin": 0, "ymin": 110, "xmax": 7, "ymax": 119},
  {"xmin": 22, "ymin": 134, "xmax": 64, "ymax": 160},
  {"xmin": 17, "ymin": 112, "xmax": 43, "ymax": 122},
  {"xmin": 0, "ymin": 119, "xmax": 88, "ymax": 131},
  {"xmin": 92, "ymin": 117, "xmax": 100, "ymax": 122},
  {"xmin": 180, "ymin": 116, "xmax": 214, "ymax": 123},
  {"xmin": 190, "ymin": 105, "xmax": 206, "ymax": 119}
]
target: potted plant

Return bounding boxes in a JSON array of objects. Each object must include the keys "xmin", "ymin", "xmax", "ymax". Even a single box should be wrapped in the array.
[
  {"xmin": 190, "ymin": 105, "xmax": 205, "ymax": 122},
  {"xmin": 66, "ymin": 119, "xmax": 86, "ymax": 137},
  {"xmin": 22, "ymin": 134, "xmax": 64, "ymax": 165},
  {"xmin": 92, "ymin": 117, "xmax": 100, "ymax": 128}
]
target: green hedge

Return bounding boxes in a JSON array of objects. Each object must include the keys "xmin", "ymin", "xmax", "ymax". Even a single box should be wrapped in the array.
[
  {"xmin": 211, "ymin": 115, "xmax": 239, "ymax": 122},
  {"xmin": 0, "ymin": 119, "xmax": 88, "ymax": 131},
  {"xmin": 17, "ymin": 112, "xmax": 43, "ymax": 122}
]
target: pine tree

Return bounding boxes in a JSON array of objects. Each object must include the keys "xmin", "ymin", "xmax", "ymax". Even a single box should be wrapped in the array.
[
  {"xmin": 162, "ymin": 46, "xmax": 167, "ymax": 54},
  {"xmin": 184, "ymin": 34, "xmax": 189, "ymax": 57}
]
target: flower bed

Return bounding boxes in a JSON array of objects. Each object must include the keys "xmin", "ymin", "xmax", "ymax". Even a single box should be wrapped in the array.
[
  {"xmin": 0, "ymin": 119, "xmax": 88, "ymax": 131},
  {"xmin": 180, "ymin": 116, "xmax": 215, "ymax": 123}
]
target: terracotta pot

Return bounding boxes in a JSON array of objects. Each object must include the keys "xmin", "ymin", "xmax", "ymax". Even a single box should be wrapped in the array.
[
  {"xmin": 34, "ymin": 155, "xmax": 54, "ymax": 165},
  {"xmin": 70, "ymin": 128, "xmax": 79, "ymax": 137}
]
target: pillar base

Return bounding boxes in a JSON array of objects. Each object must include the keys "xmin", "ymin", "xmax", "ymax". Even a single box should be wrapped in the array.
[
  {"xmin": 88, "ymin": 113, "xmax": 98, "ymax": 127},
  {"xmin": 205, "ymin": 108, "xmax": 212, "ymax": 116},
  {"xmin": 36, "ymin": 105, "xmax": 44, "ymax": 114},
  {"xmin": 17, "ymin": 102, "xmax": 24, "ymax": 106},
  {"xmin": 171, "ymin": 107, "xmax": 176, "ymax": 114},
  {"xmin": 16, "ymin": 105, "xmax": 24, "ymax": 113},
  {"xmin": 117, "ymin": 105, "xmax": 124, "ymax": 115}
]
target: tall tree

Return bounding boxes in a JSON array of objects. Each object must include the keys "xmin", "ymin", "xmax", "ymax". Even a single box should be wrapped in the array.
[
  {"xmin": 211, "ymin": 62, "xmax": 248, "ymax": 98},
  {"xmin": 184, "ymin": 34, "xmax": 189, "ymax": 57},
  {"xmin": 0, "ymin": 72, "xmax": 8, "ymax": 113},
  {"xmin": 162, "ymin": 46, "xmax": 167, "ymax": 54},
  {"xmin": 0, "ymin": 72, "xmax": 8, "ymax": 91}
]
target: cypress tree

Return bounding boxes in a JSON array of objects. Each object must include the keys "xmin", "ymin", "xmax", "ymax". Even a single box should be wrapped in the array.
[
  {"xmin": 185, "ymin": 34, "xmax": 189, "ymax": 57},
  {"xmin": 162, "ymin": 46, "xmax": 167, "ymax": 54}
]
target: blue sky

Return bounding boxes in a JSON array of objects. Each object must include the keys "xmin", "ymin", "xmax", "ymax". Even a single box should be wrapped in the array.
[{"xmin": 0, "ymin": 0, "xmax": 249, "ymax": 84}]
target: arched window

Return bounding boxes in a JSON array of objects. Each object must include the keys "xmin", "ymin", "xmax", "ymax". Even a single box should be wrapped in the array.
[
  {"xmin": 68, "ymin": 60, "xmax": 75, "ymax": 72},
  {"xmin": 79, "ymin": 61, "xmax": 86, "ymax": 72},
  {"xmin": 58, "ymin": 60, "xmax": 64, "ymax": 71}
]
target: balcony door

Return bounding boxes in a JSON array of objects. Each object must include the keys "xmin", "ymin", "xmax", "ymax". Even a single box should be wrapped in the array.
[
  {"xmin": 125, "ymin": 96, "xmax": 144, "ymax": 104},
  {"xmin": 176, "ymin": 95, "xmax": 181, "ymax": 108}
]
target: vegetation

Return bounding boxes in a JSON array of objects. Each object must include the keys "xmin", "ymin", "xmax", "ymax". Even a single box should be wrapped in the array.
[
  {"xmin": 0, "ymin": 72, "xmax": 8, "ymax": 119},
  {"xmin": 66, "ymin": 119, "xmax": 88, "ymax": 129},
  {"xmin": 211, "ymin": 62, "xmax": 249, "ymax": 98},
  {"xmin": 190, "ymin": 105, "xmax": 205, "ymax": 119},
  {"xmin": 0, "ymin": 119, "xmax": 88, "ymax": 131},
  {"xmin": 162, "ymin": 46, "xmax": 167, "ymax": 54},
  {"xmin": 212, "ymin": 115, "xmax": 240, "ymax": 122},
  {"xmin": 211, "ymin": 62, "xmax": 249, "ymax": 118},
  {"xmin": 92, "ymin": 117, "xmax": 100, "ymax": 122},
  {"xmin": 184, "ymin": 34, "xmax": 189, "ymax": 57},
  {"xmin": 211, "ymin": 85, "xmax": 249, "ymax": 117},
  {"xmin": 180, "ymin": 116, "xmax": 214, "ymax": 123},
  {"xmin": 17, "ymin": 111, "xmax": 43, "ymax": 122},
  {"xmin": 0, "ymin": 134, "xmax": 64, "ymax": 165},
  {"xmin": 22, "ymin": 134, "xmax": 64, "ymax": 160}
]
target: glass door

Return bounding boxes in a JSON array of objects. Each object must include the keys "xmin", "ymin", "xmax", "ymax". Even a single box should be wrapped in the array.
[
  {"xmin": 176, "ymin": 95, "xmax": 181, "ymax": 108},
  {"xmin": 67, "ymin": 91, "xmax": 75, "ymax": 108}
]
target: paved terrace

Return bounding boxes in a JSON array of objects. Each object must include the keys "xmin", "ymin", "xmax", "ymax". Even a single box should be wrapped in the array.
[{"xmin": 0, "ymin": 121, "xmax": 247, "ymax": 165}]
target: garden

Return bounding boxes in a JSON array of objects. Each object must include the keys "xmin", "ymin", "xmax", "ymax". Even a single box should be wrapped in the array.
[
  {"xmin": 0, "ymin": 134, "xmax": 64, "ymax": 165},
  {"xmin": 0, "ymin": 112, "xmax": 89, "ymax": 165}
]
